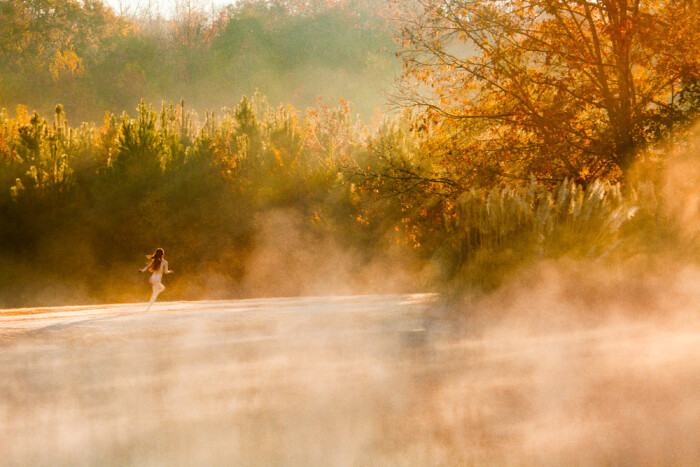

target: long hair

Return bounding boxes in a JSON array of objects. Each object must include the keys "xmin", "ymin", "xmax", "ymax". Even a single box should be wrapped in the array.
[{"xmin": 147, "ymin": 248, "xmax": 164, "ymax": 272}]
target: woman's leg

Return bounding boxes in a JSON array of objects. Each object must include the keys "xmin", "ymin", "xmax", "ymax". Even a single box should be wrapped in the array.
[{"xmin": 146, "ymin": 281, "xmax": 165, "ymax": 311}]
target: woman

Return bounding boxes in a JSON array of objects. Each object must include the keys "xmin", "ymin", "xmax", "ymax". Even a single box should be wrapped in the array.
[{"xmin": 140, "ymin": 248, "xmax": 173, "ymax": 311}]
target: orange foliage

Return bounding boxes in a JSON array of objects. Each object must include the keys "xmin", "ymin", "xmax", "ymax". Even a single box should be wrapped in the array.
[
  {"xmin": 396, "ymin": 0, "xmax": 700, "ymax": 183},
  {"xmin": 50, "ymin": 49, "xmax": 84, "ymax": 80}
]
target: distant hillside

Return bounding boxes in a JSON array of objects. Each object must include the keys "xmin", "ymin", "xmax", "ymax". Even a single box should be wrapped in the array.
[{"xmin": 0, "ymin": 0, "xmax": 399, "ymax": 122}]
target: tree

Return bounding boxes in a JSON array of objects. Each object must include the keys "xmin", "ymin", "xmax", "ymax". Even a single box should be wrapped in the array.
[
  {"xmin": 0, "ymin": 0, "xmax": 125, "ymax": 118},
  {"xmin": 395, "ymin": 0, "xmax": 700, "ymax": 184}
]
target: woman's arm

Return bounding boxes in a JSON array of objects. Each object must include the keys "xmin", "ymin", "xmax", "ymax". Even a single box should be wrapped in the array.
[
  {"xmin": 164, "ymin": 260, "xmax": 173, "ymax": 274},
  {"xmin": 140, "ymin": 261, "xmax": 154, "ymax": 273}
]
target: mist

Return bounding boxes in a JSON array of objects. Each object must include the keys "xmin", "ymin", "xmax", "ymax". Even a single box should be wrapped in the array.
[
  {"xmin": 2, "ymin": 0, "xmax": 700, "ymax": 464},
  {"xmin": 2, "ymin": 266, "xmax": 700, "ymax": 465}
]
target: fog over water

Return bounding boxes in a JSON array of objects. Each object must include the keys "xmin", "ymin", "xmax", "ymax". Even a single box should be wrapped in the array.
[{"xmin": 2, "ymin": 287, "xmax": 700, "ymax": 465}]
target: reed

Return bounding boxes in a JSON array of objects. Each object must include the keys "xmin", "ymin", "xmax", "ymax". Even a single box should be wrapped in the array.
[{"xmin": 435, "ymin": 179, "xmax": 651, "ymax": 292}]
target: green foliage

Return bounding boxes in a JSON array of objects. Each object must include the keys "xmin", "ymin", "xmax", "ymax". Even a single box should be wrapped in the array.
[
  {"xmin": 0, "ymin": 0, "xmax": 126, "ymax": 116},
  {"xmin": 0, "ymin": 0, "xmax": 398, "ymax": 122},
  {"xmin": 113, "ymin": 100, "xmax": 169, "ymax": 174},
  {"xmin": 0, "ymin": 95, "xmax": 385, "ymax": 307},
  {"xmin": 344, "ymin": 114, "xmax": 680, "ymax": 296},
  {"xmin": 0, "ymin": 92, "xmax": 694, "ymax": 307},
  {"xmin": 430, "ymin": 179, "xmax": 653, "ymax": 293}
]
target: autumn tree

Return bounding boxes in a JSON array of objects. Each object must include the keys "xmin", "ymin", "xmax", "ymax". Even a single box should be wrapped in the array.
[
  {"xmin": 0, "ymin": 0, "xmax": 122, "ymax": 83},
  {"xmin": 393, "ymin": 0, "xmax": 700, "ymax": 184}
]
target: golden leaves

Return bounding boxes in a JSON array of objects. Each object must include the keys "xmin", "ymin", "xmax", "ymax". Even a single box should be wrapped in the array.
[
  {"xmin": 396, "ymin": 0, "xmax": 698, "ymax": 181},
  {"xmin": 49, "ymin": 49, "xmax": 83, "ymax": 81}
]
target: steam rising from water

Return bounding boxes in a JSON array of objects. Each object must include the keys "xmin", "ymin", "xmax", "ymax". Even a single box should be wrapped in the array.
[
  {"xmin": 2, "ymin": 285, "xmax": 700, "ymax": 465},
  {"xmin": 238, "ymin": 210, "xmax": 420, "ymax": 298}
]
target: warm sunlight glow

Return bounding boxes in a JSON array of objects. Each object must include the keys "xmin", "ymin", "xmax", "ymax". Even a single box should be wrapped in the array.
[{"xmin": 0, "ymin": 0, "xmax": 698, "ymax": 463}]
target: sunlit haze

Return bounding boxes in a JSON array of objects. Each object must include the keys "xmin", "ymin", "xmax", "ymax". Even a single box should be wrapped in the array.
[
  {"xmin": 1, "ymin": 0, "xmax": 698, "ymax": 464},
  {"xmin": 103, "ymin": 0, "xmax": 236, "ymax": 17}
]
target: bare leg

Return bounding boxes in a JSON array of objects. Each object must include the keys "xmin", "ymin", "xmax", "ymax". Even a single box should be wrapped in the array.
[{"xmin": 146, "ymin": 282, "xmax": 165, "ymax": 311}]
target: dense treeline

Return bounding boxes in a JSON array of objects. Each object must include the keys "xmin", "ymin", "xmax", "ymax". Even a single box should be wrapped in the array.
[
  {"xmin": 0, "ymin": 96, "xmax": 423, "ymax": 306},
  {"xmin": 0, "ymin": 98, "xmax": 403, "ymax": 308},
  {"xmin": 0, "ymin": 0, "xmax": 397, "ymax": 122},
  {"xmin": 1, "ymin": 1, "xmax": 699, "ymax": 308},
  {"xmin": 1, "ymin": 95, "xmax": 692, "ymax": 307}
]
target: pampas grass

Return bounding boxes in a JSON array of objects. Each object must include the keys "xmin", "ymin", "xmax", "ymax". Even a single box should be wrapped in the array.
[{"xmin": 433, "ymin": 179, "xmax": 653, "ymax": 292}]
